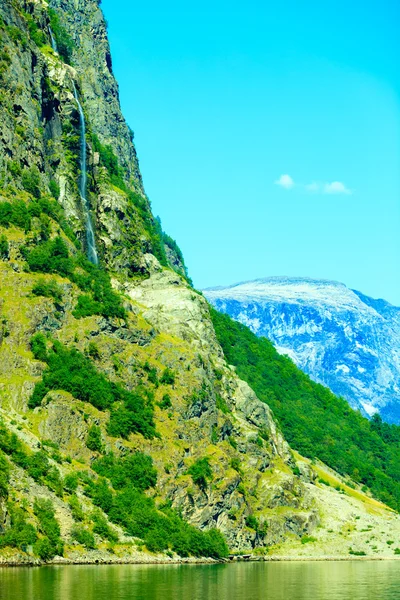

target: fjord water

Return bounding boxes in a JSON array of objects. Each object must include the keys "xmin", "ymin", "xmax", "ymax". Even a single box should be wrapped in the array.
[{"xmin": 1, "ymin": 562, "xmax": 400, "ymax": 600}]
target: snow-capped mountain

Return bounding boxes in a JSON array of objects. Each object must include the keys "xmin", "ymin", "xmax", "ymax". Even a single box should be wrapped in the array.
[{"xmin": 204, "ymin": 277, "xmax": 400, "ymax": 423}]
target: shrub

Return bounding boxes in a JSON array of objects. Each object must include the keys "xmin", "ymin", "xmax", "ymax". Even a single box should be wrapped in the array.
[
  {"xmin": 21, "ymin": 166, "xmax": 41, "ymax": 198},
  {"xmin": 158, "ymin": 394, "xmax": 172, "ymax": 409},
  {"xmin": 68, "ymin": 495, "xmax": 84, "ymax": 521},
  {"xmin": 348, "ymin": 548, "xmax": 366, "ymax": 556},
  {"xmin": 160, "ymin": 368, "xmax": 175, "ymax": 385},
  {"xmin": 87, "ymin": 342, "xmax": 100, "ymax": 360},
  {"xmin": 0, "ymin": 200, "xmax": 31, "ymax": 231},
  {"xmin": 34, "ymin": 536, "xmax": 55, "ymax": 560},
  {"xmin": 32, "ymin": 279, "xmax": 63, "ymax": 302},
  {"xmin": 49, "ymin": 180, "xmax": 60, "ymax": 199},
  {"xmin": 33, "ymin": 498, "xmax": 63, "ymax": 557},
  {"xmin": 86, "ymin": 425, "xmax": 103, "ymax": 453},
  {"xmin": 92, "ymin": 452, "xmax": 157, "ymax": 492},
  {"xmin": 71, "ymin": 525, "xmax": 96, "ymax": 549},
  {"xmin": 245, "ymin": 515, "xmax": 258, "ymax": 530},
  {"xmin": 64, "ymin": 473, "xmax": 79, "ymax": 493},
  {"xmin": 25, "ymin": 237, "xmax": 73, "ymax": 276},
  {"xmin": 0, "ymin": 504, "xmax": 37, "ymax": 550},
  {"xmin": 72, "ymin": 268, "xmax": 126, "ymax": 320},
  {"xmin": 215, "ymin": 394, "xmax": 230, "ymax": 414},
  {"xmin": 0, "ymin": 234, "xmax": 9, "ymax": 259},
  {"xmin": 30, "ymin": 333, "xmax": 48, "ymax": 362},
  {"xmin": 0, "ymin": 452, "xmax": 9, "ymax": 498},
  {"xmin": 301, "ymin": 535, "xmax": 317, "ymax": 544},
  {"xmin": 91, "ymin": 510, "xmax": 118, "ymax": 542},
  {"xmin": 187, "ymin": 458, "xmax": 212, "ymax": 490},
  {"xmin": 230, "ymin": 457, "xmax": 241, "ymax": 472}
]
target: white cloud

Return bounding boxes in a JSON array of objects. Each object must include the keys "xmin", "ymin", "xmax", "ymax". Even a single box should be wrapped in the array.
[
  {"xmin": 275, "ymin": 174, "xmax": 294, "ymax": 189},
  {"xmin": 274, "ymin": 174, "xmax": 352, "ymax": 196},
  {"xmin": 323, "ymin": 181, "xmax": 352, "ymax": 195}
]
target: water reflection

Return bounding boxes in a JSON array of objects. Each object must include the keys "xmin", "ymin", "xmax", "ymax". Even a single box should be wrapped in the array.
[{"xmin": 0, "ymin": 561, "xmax": 399, "ymax": 600}]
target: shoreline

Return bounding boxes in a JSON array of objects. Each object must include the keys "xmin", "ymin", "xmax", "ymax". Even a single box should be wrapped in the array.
[{"xmin": 2, "ymin": 553, "xmax": 400, "ymax": 568}]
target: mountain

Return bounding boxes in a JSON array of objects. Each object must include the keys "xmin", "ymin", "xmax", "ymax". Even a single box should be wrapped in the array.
[
  {"xmin": 1, "ymin": 0, "xmax": 400, "ymax": 566},
  {"xmin": 204, "ymin": 277, "xmax": 400, "ymax": 423}
]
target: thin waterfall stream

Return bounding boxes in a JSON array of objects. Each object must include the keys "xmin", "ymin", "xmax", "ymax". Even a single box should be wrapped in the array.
[
  {"xmin": 72, "ymin": 83, "xmax": 99, "ymax": 265},
  {"xmin": 49, "ymin": 28, "xmax": 98, "ymax": 264},
  {"xmin": 49, "ymin": 27, "xmax": 58, "ymax": 53}
]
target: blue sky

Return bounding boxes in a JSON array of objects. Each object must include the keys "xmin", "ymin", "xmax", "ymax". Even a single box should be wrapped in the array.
[{"xmin": 102, "ymin": 0, "xmax": 400, "ymax": 304}]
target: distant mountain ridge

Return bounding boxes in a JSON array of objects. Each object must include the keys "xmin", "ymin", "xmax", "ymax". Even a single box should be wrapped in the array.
[{"xmin": 204, "ymin": 277, "xmax": 400, "ymax": 423}]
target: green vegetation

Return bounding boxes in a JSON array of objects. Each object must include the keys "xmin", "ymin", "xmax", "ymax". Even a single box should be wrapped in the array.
[
  {"xmin": 92, "ymin": 452, "xmax": 157, "ymax": 491},
  {"xmin": 33, "ymin": 498, "xmax": 63, "ymax": 559},
  {"xmin": 72, "ymin": 268, "xmax": 126, "ymax": 320},
  {"xmin": 0, "ymin": 234, "xmax": 9, "ymax": 259},
  {"xmin": 301, "ymin": 535, "xmax": 317, "ymax": 544},
  {"xmin": 48, "ymin": 9, "xmax": 75, "ymax": 63},
  {"xmin": 23, "ymin": 12, "xmax": 46, "ymax": 48},
  {"xmin": 32, "ymin": 279, "xmax": 64, "ymax": 302},
  {"xmin": 80, "ymin": 452, "xmax": 227, "ymax": 558},
  {"xmin": 349, "ymin": 548, "xmax": 367, "ymax": 556},
  {"xmin": 91, "ymin": 135, "xmax": 168, "ymax": 267},
  {"xmin": 0, "ymin": 452, "xmax": 9, "ymax": 498},
  {"xmin": 71, "ymin": 525, "xmax": 95, "ymax": 549},
  {"xmin": 0, "ymin": 503, "xmax": 37, "ymax": 551},
  {"xmin": 160, "ymin": 368, "xmax": 175, "ymax": 385},
  {"xmin": 187, "ymin": 457, "xmax": 212, "ymax": 490},
  {"xmin": 211, "ymin": 307, "xmax": 400, "ymax": 511},
  {"xmin": 0, "ymin": 421, "xmax": 63, "ymax": 496},
  {"xmin": 158, "ymin": 394, "xmax": 172, "ymax": 409},
  {"xmin": 69, "ymin": 495, "xmax": 84, "ymax": 522},
  {"xmin": 245, "ymin": 515, "xmax": 267, "ymax": 536},
  {"xmin": 29, "ymin": 336, "xmax": 156, "ymax": 439},
  {"xmin": 91, "ymin": 509, "xmax": 118, "ymax": 542},
  {"xmin": 0, "ymin": 199, "xmax": 31, "ymax": 231},
  {"xmin": 21, "ymin": 166, "xmax": 41, "ymax": 198},
  {"xmin": 24, "ymin": 236, "xmax": 73, "ymax": 276},
  {"xmin": 86, "ymin": 425, "xmax": 103, "ymax": 452}
]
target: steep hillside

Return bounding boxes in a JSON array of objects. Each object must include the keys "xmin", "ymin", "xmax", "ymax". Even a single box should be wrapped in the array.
[
  {"xmin": 0, "ymin": 0, "xmax": 399, "ymax": 566},
  {"xmin": 205, "ymin": 277, "xmax": 400, "ymax": 422},
  {"xmin": 210, "ymin": 308, "xmax": 400, "ymax": 512},
  {"xmin": 0, "ymin": 0, "xmax": 321, "ymax": 564}
]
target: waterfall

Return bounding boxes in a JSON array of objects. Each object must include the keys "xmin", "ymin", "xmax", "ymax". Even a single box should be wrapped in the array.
[
  {"xmin": 49, "ymin": 27, "xmax": 58, "ymax": 53},
  {"xmin": 72, "ymin": 83, "xmax": 99, "ymax": 265}
]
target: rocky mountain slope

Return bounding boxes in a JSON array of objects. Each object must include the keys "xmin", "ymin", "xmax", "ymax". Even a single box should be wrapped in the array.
[
  {"xmin": 0, "ymin": 0, "xmax": 399, "ymax": 565},
  {"xmin": 205, "ymin": 278, "xmax": 400, "ymax": 423}
]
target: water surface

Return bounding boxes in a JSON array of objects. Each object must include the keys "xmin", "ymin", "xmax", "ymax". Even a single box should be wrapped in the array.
[{"xmin": 1, "ymin": 561, "xmax": 399, "ymax": 600}]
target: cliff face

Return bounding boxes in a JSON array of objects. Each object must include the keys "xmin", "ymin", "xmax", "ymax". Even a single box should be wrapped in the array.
[{"xmin": 0, "ymin": 0, "xmax": 398, "ymax": 565}]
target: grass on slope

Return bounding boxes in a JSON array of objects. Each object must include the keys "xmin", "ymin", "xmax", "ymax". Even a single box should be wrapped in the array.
[{"xmin": 210, "ymin": 307, "xmax": 400, "ymax": 511}]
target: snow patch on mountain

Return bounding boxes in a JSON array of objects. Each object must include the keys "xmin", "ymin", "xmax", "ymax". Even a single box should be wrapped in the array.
[{"xmin": 204, "ymin": 277, "xmax": 400, "ymax": 423}]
